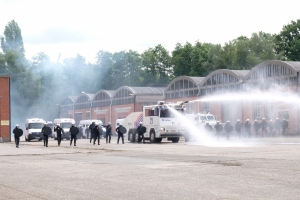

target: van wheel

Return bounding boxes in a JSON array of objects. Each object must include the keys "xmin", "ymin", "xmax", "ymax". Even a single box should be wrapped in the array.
[
  {"xmin": 150, "ymin": 131, "xmax": 156, "ymax": 143},
  {"xmin": 172, "ymin": 138, "xmax": 179, "ymax": 143}
]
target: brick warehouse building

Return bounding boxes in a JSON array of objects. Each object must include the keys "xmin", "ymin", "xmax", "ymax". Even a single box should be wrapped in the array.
[
  {"xmin": 58, "ymin": 60, "xmax": 300, "ymax": 134},
  {"xmin": 0, "ymin": 76, "xmax": 11, "ymax": 142}
]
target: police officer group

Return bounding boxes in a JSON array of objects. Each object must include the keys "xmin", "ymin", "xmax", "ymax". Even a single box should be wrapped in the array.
[
  {"xmin": 204, "ymin": 118, "xmax": 289, "ymax": 139},
  {"xmin": 12, "ymin": 120, "xmax": 147, "ymax": 148}
]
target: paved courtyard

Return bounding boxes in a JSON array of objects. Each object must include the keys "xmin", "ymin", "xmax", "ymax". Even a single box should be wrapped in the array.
[{"xmin": 0, "ymin": 137, "xmax": 300, "ymax": 200}]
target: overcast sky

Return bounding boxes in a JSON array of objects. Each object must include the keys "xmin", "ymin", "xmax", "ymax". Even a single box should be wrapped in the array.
[{"xmin": 1, "ymin": 0, "xmax": 299, "ymax": 64}]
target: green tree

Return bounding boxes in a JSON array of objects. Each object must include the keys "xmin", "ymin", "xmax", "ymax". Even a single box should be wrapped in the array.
[
  {"xmin": 141, "ymin": 44, "xmax": 173, "ymax": 85},
  {"xmin": 172, "ymin": 42, "xmax": 193, "ymax": 77},
  {"xmin": 190, "ymin": 41, "xmax": 210, "ymax": 76},
  {"xmin": 274, "ymin": 19, "xmax": 300, "ymax": 61},
  {"xmin": 1, "ymin": 20, "xmax": 25, "ymax": 56}
]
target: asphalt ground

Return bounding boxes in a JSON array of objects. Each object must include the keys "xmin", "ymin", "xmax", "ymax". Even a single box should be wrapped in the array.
[{"xmin": 1, "ymin": 136, "xmax": 300, "ymax": 200}]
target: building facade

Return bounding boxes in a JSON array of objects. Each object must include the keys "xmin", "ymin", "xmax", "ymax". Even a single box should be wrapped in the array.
[{"xmin": 58, "ymin": 60, "xmax": 300, "ymax": 134}]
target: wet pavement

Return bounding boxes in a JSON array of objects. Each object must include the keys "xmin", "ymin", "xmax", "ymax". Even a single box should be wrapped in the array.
[{"xmin": 0, "ymin": 137, "xmax": 300, "ymax": 200}]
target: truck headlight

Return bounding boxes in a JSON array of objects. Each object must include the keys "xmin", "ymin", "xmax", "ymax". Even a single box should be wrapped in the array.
[
  {"xmin": 160, "ymin": 127, "xmax": 165, "ymax": 131},
  {"xmin": 181, "ymin": 127, "xmax": 185, "ymax": 131}
]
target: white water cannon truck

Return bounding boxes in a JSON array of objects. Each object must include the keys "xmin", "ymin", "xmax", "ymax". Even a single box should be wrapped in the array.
[{"xmin": 124, "ymin": 101, "xmax": 190, "ymax": 143}]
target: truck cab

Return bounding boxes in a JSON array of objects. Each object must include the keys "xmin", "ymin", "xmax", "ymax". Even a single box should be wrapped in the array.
[
  {"xmin": 25, "ymin": 118, "xmax": 46, "ymax": 141},
  {"xmin": 124, "ymin": 101, "xmax": 190, "ymax": 143},
  {"xmin": 143, "ymin": 101, "xmax": 188, "ymax": 143}
]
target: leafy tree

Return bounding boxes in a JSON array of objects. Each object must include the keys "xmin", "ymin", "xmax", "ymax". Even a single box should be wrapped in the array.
[
  {"xmin": 190, "ymin": 41, "xmax": 210, "ymax": 76},
  {"xmin": 141, "ymin": 44, "xmax": 173, "ymax": 85},
  {"xmin": 274, "ymin": 19, "xmax": 300, "ymax": 61},
  {"xmin": 0, "ymin": 20, "xmax": 25, "ymax": 56},
  {"xmin": 172, "ymin": 42, "xmax": 193, "ymax": 77},
  {"xmin": 203, "ymin": 44, "xmax": 227, "ymax": 73}
]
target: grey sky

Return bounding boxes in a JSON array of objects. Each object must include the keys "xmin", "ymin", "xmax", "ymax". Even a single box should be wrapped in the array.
[{"xmin": 0, "ymin": 0, "xmax": 299, "ymax": 63}]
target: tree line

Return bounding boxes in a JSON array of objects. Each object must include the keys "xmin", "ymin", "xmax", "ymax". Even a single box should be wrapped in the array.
[{"xmin": 0, "ymin": 19, "xmax": 299, "ymax": 122}]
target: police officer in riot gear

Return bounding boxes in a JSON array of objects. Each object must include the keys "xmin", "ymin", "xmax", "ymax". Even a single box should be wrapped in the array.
[
  {"xmin": 274, "ymin": 118, "xmax": 281, "ymax": 136},
  {"xmin": 69, "ymin": 123, "xmax": 77, "ymax": 146},
  {"xmin": 253, "ymin": 120, "xmax": 260, "ymax": 137},
  {"xmin": 214, "ymin": 121, "xmax": 223, "ymax": 139},
  {"xmin": 282, "ymin": 119, "xmax": 288, "ymax": 134},
  {"xmin": 137, "ymin": 122, "xmax": 145, "ymax": 144},
  {"xmin": 235, "ymin": 119, "xmax": 242, "ymax": 139},
  {"xmin": 224, "ymin": 121, "xmax": 233, "ymax": 140},
  {"xmin": 13, "ymin": 124, "xmax": 21, "ymax": 148},
  {"xmin": 54, "ymin": 123, "xmax": 64, "ymax": 146},
  {"xmin": 269, "ymin": 119, "xmax": 275, "ymax": 136},
  {"xmin": 42, "ymin": 122, "xmax": 49, "ymax": 147},
  {"xmin": 261, "ymin": 118, "xmax": 268, "ymax": 137},
  {"xmin": 116, "ymin": 124, "xmax": 125, "ymax": 144},
  {"xmin": 244, "ymin": 119, "xmax": 251, "ymax": 138},
  {"xmin": 89, "ymin": 122, "xmax": 96, "ymax": 143},
  {"xmin": 204, "ymin": 122, "xmax": 212, "ymax": 132},
  {"xmin": 93, "ymin": 123, "xmax": 102, "ymax": 145},
  {"xmin": 102, "ymin": 122, "xmax": 112, "ymax": 143}
]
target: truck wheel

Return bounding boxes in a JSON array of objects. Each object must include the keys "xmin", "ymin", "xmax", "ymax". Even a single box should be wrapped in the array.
[
  {"xmin": 185, "ymin": 135, "xmax": 189, "ymax": 142},
  {"xmin": 135, "ymin": 133, "xmax": 140, "ymax": 143},
  {"xmin": 150, "ymin": 131, "xmax": 156, "ymax": 143},
  {"xmin": 129, "ymin": 132, "xmax": 135, "ymax": 142},
  {"xmin": 156, "ymin": 138, "xmax": 162, "ymax": 143},
  {"xmin": 172, "ymin": 138, "xmax": 179, "ymax": 143}
]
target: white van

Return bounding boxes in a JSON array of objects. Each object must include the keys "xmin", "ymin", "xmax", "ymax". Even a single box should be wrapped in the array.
[
  {"xmin": 78, "ymin": 119, "xmax": 105, "ymax": 138},
  {"xmin": 25, "ymin": 118, "xmax": 46, "ymax": 141},
  {"xmin": 53, "ymin": 118, "xmax": 75, "ymax": 140}
]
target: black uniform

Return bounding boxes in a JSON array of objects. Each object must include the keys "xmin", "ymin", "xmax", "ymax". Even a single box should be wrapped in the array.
[
  {"xmin": 261, "ymin": 119, "xmax": 268, "ymax": 137},
  {"xmin": 204, "ymin": 123, "xmax": 213, "ymax": 132},
  {"xmin": 274, "ymin": 119, "xmax": 281, "ymax": 136},
  {"xmin": 69, "ymin": 125, "xmax": 77, "ymax": 146},
  {"xmin": 282, "ymin": 120, "xmax": 288, "ymax": 134},
  {"xmin": 253, "ymin": 121, "xmax": 260, "ymax": 137},
  {"xmin": 42, "ymin": 125, "xmax": 48, "ymax": 147},
  {"xmin": 13, "ymin": 127, "xmax": 20, "ymax": 148},
  {"xmin": 235, "ymin": 121, "xmax": 242, "ymax": 139},
  {"xmin": 54, "ymin": 126, "xmax": 64, "ymax": 146},
  {"xmin": 214, "ymin": 123, "xmax": 223, "ymax": 139},
  {"xmin": 89, "ymin": 123, "xmax": 96, "ymax": 143},
  {"xmin": 116, "ymin": 126, "xmax": 124, "ymax": 144},
  {"xmin": 244, "ymin": 121, "xmax": 251, "ymax": 138},
  {"xmin": 103, "ymin": 124, "xmax": 112, "ymax": 143},
  {"xmin": 137, "ymin": 124, "xmax": 145, "ymax": 144},
  {"xmin": 93, "ymin": 125, "xmax": 102, "ymax": 145},
  {"xmin": 224, "ymin": 123, "xmax": 233, "ymax": 140},
  {"xmin": 268, "ymin": 120, "xmax": 274, "ymax": 136}
]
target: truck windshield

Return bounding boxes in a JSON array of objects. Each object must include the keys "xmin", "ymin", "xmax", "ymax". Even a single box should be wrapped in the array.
[
  {"xmin": 28, "ymin": 123, "xmax": 44, "ymax": 129},
  {"xmin": 160, "ymin": 109, "xmax": 173, "ymax": 118},
  {"xmin": 61, "ymin": 123, "xmax": 72, "ymax": 128},
  {"xmin": 207, "ymin": 116, "xmax": 215, "ymax": 120},
  {"xmin": 200, "ymin": 116, "xmax": 207, "ymax": 121}
]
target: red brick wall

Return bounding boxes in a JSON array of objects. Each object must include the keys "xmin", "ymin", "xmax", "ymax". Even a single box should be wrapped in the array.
[{"xmin": 0, "ymin": 76, "xmax": 11, "ymax": 142}]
